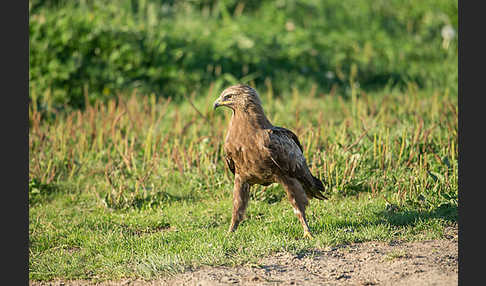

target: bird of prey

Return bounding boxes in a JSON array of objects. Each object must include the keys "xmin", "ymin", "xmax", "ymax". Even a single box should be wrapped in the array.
[{"xmin": 213, "ymin": 84, "xmax": 327, "ymax": 239}]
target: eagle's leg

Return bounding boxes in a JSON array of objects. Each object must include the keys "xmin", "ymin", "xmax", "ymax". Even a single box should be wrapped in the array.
[
  {"xmin": 280, "ymin": 177, "xmax": 313, "ymax": 239},
  {"xmin": 228, "ymin": 175, "xmax": 250, "ymax": 233}
]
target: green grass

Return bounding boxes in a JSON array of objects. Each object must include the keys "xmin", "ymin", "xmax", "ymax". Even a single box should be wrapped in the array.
[{"xmin": 29, "ymin": 84, "xmax": 457, "ymax": 281}]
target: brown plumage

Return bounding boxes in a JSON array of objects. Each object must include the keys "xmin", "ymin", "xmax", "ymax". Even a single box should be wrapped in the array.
[{"xmin": 213, "ymin": 84, "xmax": 327, "ymax": 238}]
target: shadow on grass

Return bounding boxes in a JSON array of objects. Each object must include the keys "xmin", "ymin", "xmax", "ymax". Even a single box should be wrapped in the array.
[
  {"xmin": 105, "ymin": 190, "xmax": 202, "ymax": 210},
  {"xmin": 379, "ymin": 204, "xmax": 457, "ymax": 227},
  {"xmin": 312, "ymin": 203, "xmax": 457, "ymax": 238},
  {"xmin": 29, "ymin": 179, "xmax": 71, "ymax": 205}
]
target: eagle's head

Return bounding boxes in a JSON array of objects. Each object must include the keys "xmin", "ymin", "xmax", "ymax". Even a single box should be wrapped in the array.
[{"xmin": 213, "ymin": 84, "xmax": 262, "ymax": 111}]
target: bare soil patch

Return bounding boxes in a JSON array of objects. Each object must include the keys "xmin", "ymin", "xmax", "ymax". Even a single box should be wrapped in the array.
[{"xmin": 31, "ymin": 227, "xmax": 457, "ymax": 286}]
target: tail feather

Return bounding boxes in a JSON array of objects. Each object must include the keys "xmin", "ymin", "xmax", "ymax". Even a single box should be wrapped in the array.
[
  {"xmin": 305, "ymin": 176, "xmax": 328, "ymax": 200},
  {"xmin": 298, "ymin": 172, "xmax": 328, "ymax": 200},
  {"xmin": 314, "ymin": 177, "xmax": 328, "ymax": 200}
]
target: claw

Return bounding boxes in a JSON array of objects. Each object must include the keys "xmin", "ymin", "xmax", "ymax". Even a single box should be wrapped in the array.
[
  {"xmin": 228, "ymin": 223, "xmax": 239, "ymax": 234},
  {"xmin": 303, "ymin": 231, "xmax": 314, "ymax": 239}
]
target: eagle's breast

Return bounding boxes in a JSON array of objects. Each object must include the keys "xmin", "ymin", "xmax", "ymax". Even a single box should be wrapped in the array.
[{"xmin": 224, "ymin": 126, "xmax": 275, "ymax": 184}]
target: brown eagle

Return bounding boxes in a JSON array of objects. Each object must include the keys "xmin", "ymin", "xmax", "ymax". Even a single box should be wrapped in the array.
[{"xmin": 213, "ymin": 84, "xmax": 327, "ymax": 239}]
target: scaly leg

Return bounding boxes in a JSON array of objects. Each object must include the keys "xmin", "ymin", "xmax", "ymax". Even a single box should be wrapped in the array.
[
  {"xmin": 280, "ymin": 177, "xmax": 313, "ymax": 239},
  {"xmin": 228, "ymin": 175, "xmax": 250, "ymax": 233}
]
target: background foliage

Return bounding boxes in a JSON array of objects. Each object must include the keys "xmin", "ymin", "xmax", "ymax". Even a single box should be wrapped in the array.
[{"xmin": 29, "ymin": 0, "xmax": 457, "ymax": 109}]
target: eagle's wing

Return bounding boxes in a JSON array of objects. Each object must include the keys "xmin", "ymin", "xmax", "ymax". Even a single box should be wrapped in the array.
[
  {"xmin": 266, "ymin": 127, "xmax": 327, "ymax": 200},
  {"xmin": 266, "ymin": 127, "xmax": 306, "ymax": 174}
]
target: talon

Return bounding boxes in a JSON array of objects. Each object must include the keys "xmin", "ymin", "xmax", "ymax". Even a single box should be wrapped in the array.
[
  {"xmin": 303, "ymin": 231, "xmax": 314, "ymax": 239},
  {"xmin": 228, "ymin": 224, "xmax": 237, "ymax": 234}
]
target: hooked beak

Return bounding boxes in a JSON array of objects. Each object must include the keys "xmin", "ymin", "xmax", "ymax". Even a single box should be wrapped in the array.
[{"xmin": 213, "ymin": 97, "xmax": 233, "ymax": 110}]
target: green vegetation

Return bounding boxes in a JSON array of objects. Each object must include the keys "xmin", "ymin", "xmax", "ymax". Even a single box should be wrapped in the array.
[
  {"xmin": 29, "ymin": 0, "xmax": 457, "ymax": 109},
  {"xmin": 29, "ymin": 0, "xmax": 457, "ymax": 282},
  {"xmin": 29, "ymin": 84, "xmax": 457, "ymax": 280}
]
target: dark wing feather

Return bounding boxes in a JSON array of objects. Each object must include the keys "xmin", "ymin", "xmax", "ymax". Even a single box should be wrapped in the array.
[
  {"xmin": 274, "ymin": 127, "xmax": 303, "ymax": 153},
  {"xmin": 224, "ymin": 154, "xmax": 235, "ymax": 175},
  {"xmin": 266, "ymin": 127, "xmax": 327, "ymax": 200},
  {"xmin": 266, "ymin": 127, "xmax": 305, "ymax": 174}
]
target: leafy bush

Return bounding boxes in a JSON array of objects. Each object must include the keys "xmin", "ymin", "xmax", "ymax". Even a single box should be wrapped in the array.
[{"xmin": 29, "ymin": 0, "xmax": 457, "ymax": 109}]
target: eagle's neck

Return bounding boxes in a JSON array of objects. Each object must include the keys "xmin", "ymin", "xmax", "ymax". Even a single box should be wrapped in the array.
[{"xmin": 231, "ymin": 105, "xmax": 273, "ymax": 131}]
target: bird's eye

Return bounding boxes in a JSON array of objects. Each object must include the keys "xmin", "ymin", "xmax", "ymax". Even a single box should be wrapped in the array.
[{"xmin": 224, "ymin": 93, "xmax": 234, "ymax": 100}]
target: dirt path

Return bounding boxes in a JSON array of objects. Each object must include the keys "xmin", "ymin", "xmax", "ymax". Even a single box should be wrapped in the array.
[{"xmin": 31, "ymin": 228, "xmax": 458, "ymax": 286}]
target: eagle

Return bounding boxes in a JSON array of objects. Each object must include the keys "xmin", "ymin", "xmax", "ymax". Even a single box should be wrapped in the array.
[{"xmin": 213, "ymin": 84, "xmax": 327, "ymax": 239}]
